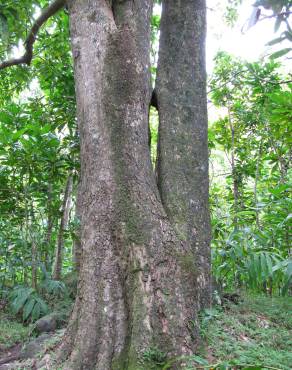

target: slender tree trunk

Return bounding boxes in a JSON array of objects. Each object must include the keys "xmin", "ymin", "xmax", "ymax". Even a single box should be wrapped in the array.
[
  {"xmin": 254, "ymin": 142, "xmax": 262, "ymax": 229},
  {"xmin": 31, "ymin": 239, "xmax": 38, "ymax": 290},
  {"xmin": 23, "ymin": 178, "xmax": 38, "ymax": 289},
  {"xmin": 227, "ymin": 106, "xmax": 239, "ymax": 227},
  {"xmin": 52, "ymin": 174, "xmax": 73, "ymax": 280},
  {"xmin": 156, "ymin": 0, "xmax": 211, "ymax": 310},
  {"xmin": 44, "ymin": 183, "xmax": 54, "ymax": 271},
  {"xmin": 30, "ymin": 203, "xmax": 38, "ymax": 290}
]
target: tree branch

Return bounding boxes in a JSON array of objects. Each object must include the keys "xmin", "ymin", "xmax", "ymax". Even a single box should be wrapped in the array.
[{"xmin": 0, "ymin": 0, "xmax": 66, "ymax": 70}]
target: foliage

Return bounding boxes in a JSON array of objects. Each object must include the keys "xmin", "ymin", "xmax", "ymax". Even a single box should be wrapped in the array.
[
  {"xmin": 0, "ymin": 1, "xmax": 77, "ymax": 292},
  {"xmin": 149, "ymin": 108, "xmax": 159, "ymax": 165},
  {"xmin": 40, "ymin": 278, "xmax": 66, "ymax": 297},
  {"xmin": 142, "ymin": 347, "xmax": 168, "ymax": 369},
  {"xmin": 209, "ymin": 52, "xmax": 292, "ymax": 295},
  {"xmin": 8, "ymin": 286, "xmax": 48, "ymax": 322},
  {"xmin": 225, "ymin": 0, "xmax": 292, "ymax": 58},
  {"xmin": 0, "ymin": 312, "xmax": 30, "ymax": 350},
  {"xmin": 252, "ymin": 0, "xmax": 292, "ymax": 53}
]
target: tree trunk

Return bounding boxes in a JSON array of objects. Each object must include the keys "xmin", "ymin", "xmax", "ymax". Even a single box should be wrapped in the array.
[
  {"xmin": 72, "ymin": 182, "xmax": 81, "ymax": 274},
  {"xmin": 44, "ymin": 183, "xmax": 54, "ymax": 271},
  {"xmin": 58, "ymin": 0, "xmax": 210, "ymax": 369},
  {"xmin": 254, "ymin": 142, "xmax": 262, "ymax": 229},
  {"xmin": 52, "ymin": 174, "xmax": 73, "ymax": 280},
  {"xmin": 31, "ymin": 239, "xmax": 38, "ymax": 290},
  {"xmin": 227, "ymin": 105, "xmax": 239, "ymax": 227},
  {"xmin": 156, "ymin": 0, "xmax": 211, "ymax": 310}
]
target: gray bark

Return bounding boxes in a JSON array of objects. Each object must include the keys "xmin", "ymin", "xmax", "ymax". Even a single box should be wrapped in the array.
[
  {"xmin": 72, "ymin": 182, "xmax": 81, "ymax": 274},
  {"xmin": 52, "ymin": 0, "xmax": 209, "ymax": 370},
  {"xmin": 156, "ymin": 0, "xmax": 211, "ymax": 310},
  {"xmin": 56, "ymin": 0, "xmax": 210, "ymax": 369}
]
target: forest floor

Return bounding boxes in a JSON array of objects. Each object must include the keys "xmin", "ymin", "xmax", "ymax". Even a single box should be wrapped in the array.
[
  {"xmin": 0, "ymin": 294, "xmax": 291, "ymax": 369},
  {"xmin": 198, "ymin": 295, "xmax": 292, "ymax": 369}
]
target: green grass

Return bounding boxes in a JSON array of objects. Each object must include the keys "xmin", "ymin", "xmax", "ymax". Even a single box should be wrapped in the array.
[
  {"xmin": 198, "ymin": 295, "xmax": 292, "ymax": 369},
  {"xmin": 0, "ymin": 312, "xmax": 30, "ymax": 350}
]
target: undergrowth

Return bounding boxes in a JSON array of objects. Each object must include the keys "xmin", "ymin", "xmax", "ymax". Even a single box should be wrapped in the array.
[
  {"xmin": 0, "ymin": 294, "xmax": 291, "ymax": 369},
  {"xmin": 0, "ymin": 312, "xmax": 30, "ymax": 350},
  {"xmin": 198, "ymin": 295, "xmax": 292, "ymax": 369}
]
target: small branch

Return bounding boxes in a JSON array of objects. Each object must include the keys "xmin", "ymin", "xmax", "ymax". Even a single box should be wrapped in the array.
[
  {"xmin": 0, "ymin": 0, "xmax": 66, "ymax": 70},
  {"xmin": 270, "ymin": 79, "xmax": 292, "ymax": 85}
]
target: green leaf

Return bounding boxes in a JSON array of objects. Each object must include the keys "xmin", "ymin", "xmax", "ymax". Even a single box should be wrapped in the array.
[
  {"xmin": 260, "ymin": 253, "xmax": 268, "ymax": 279},
  {"xmin": 266, "ymin": 36, "xmax": 285, "ymax": 46},
  {"xmin": 35, "ymin": 296, "xmax": 48, "ymax": 315},
  {"xmin": 31, "ymin": 302, "xmax": 41, "ymax": 321},
  {"xmin": 270, "ymin": 48, "xmax": 292, "ymax": 59},
  {"xmin": 0, "ymin": 13, "xmax": 8, "ymax": 43},
  {"xmin": 10, "ymin": 287, "xmax": 34, "ymax": 314},
  {"xmin": 265, "ymin": 254, "xmax": 273, "ymax": 276},
  {"xmin": 272, "ymin": 260, "xmax": 288, "ymax": 273},
  {"xmin": 22, "ymin": 298, "xmax": 36, "ymax": 321},
  {"xmin": 286, "ymin": 260, "xmax": 292, "ymax": 278},
  {"xmin": 189, "ymin": 355, "xmax": 209, "ymax": 365}
]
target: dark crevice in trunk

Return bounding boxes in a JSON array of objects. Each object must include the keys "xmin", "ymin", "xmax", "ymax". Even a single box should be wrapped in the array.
[{"xmin": 150, "ymin": 88, "xmax": 158, "ymax": 109}]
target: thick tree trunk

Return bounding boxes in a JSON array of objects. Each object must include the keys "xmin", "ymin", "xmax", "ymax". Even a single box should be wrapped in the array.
[
  {"xmin": 57, "ymin": 0, "xmax": 207, "ymax": 369},
  {"xmin": 156, "ymin": 0, "xmax": 211, "ymax": 310},
  {"xmin": 52, "ymin": 174, "xmax": 73, "ymax": 280}
]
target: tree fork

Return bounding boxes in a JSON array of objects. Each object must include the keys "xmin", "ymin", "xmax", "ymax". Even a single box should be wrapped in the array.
[{"xmin": 56, "ymin": 0, "xmax": 204, "ymax": 368}]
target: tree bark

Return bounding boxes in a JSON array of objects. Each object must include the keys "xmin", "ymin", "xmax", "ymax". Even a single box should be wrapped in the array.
[
  {"xmin": 52, "ymin": 174, "xmax": 73, "ymax": 280},
  {"xmin": 72, "ymin": 182, "xmax": 82, "ymax": 274},
  {"xmin": 44, "ymin": 183, "xmax": 54, "ymax": 271},
  {"xmin": 57, "ymin": 1, "xmax": 208, "ymax": 369},
  {"xmin": 156, "ymin": 0, "xmax": 211, "ymax": 310}
]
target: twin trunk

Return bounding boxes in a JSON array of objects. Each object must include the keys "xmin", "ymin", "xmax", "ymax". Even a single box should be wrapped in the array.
[{"xmin": 59, "ymin": 0, "xmax": 210, "ymax": 369}]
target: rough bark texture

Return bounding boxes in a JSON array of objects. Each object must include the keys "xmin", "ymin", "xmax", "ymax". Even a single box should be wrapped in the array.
[
  {"xmin": 72, "ymin": 183, "xmax": 82, "ymax": 274},
  {"xmin": 156, "ymin": 0, "xmax": 211, "ymax": 310},
  {"xmin": 52, "ymin": 174, "xmax": 73, "ymax": 280},
  {"xmin": 57, "ymin": 0, "xmax": 206, "ymax": 369}
]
